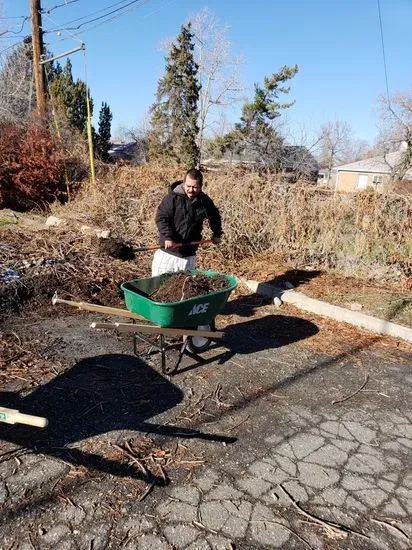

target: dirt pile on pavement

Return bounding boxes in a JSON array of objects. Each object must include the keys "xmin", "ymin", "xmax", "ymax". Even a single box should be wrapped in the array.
[{"xmin": 152, "ymin": 272, "xmax": 230, "ymax": 303}]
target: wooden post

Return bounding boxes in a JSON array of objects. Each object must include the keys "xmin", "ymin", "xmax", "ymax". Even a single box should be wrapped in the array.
[{"xmin": 30, "ymin": 0, "xmax": 46, "ymax": 120}]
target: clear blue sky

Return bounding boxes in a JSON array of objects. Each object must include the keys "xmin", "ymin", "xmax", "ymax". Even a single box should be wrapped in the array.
[{"xmin": 2, "ymin": 0, "xmax": 412, "ymax": 144}]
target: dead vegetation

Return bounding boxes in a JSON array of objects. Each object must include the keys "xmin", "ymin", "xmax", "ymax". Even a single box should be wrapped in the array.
[
  {"xmin": 50, "ymin": 164, "xmax": 411, "ymax": 284},
  {"xmin": 1, "ymin": 162, "xmax": 410, "ymax": 326},
  {"xmin": 0, "ymin": 226, "xmax": 149, "ymax": 320}
]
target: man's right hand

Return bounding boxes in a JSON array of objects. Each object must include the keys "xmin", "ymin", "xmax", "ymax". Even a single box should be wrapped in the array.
[{"xmin": 165, "ymin": 240, "xmax": 177, "ymax": 249}]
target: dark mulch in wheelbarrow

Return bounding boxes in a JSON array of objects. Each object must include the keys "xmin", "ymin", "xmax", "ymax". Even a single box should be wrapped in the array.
[{"xmin": 151, "ymin": 272, "xmax": 230, "ymax": 303}]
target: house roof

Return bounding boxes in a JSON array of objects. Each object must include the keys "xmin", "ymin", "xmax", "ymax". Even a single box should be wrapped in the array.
[{"xmin": 335, "ymin": 151, "xmax": 412, "ymax": 177}]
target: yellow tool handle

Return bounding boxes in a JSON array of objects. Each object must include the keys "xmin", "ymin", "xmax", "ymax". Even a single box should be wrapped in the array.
[{"xmin": 0, "ymin": 407, "xmax": 48, "ymax": 428}]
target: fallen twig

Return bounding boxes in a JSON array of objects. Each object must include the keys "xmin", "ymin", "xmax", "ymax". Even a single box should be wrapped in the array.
[
  {"xmin": 138, "ymin": 482, "xmax": 154, "ymax": 502},
  {"xmin": 278, "ymin": 484, "xmax": 369, "ymax": 541},
  {"xmin": 192, "ymin": 520, "xmax": 218, "ymax": 534},
  {"xmin": 371, "ymin": 518, "xmax": 411, "ymax": 545},
  {"xmin": 224, "ymin": 415, "xmax": 250, "ymax": 433},
  {"xmin": 111, "ymin": 443, "xmax": 149, "ymax": 477},
  {"xmin": 331, "ymin": 373, "xmax": 369, "ymax": 405}
]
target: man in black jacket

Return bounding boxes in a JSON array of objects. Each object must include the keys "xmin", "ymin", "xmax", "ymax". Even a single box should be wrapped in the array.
[{"xmin": 152, "ymin": 168, "xmax": 222, "ymax": 276}]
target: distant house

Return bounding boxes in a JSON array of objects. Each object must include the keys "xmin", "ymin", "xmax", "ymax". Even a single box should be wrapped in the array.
[
  {"xmin": 108, "ymin": 142, "xmax": 138, "ymax": 163},
  {"xmin": 333, "ymin": 150, "xmax": 412, "ymax": 193},
  {"xmin": 317, "ymin": 168, "xmax": 330, "ymax": 186},
  {"xmin": 206, "ymin": 144, "xmax": 319, "ymax": 181}
]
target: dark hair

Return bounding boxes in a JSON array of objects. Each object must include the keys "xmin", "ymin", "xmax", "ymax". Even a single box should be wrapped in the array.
[{"xmin": 185, "ymin": 168, "xmax": 203, "ymax": 185}]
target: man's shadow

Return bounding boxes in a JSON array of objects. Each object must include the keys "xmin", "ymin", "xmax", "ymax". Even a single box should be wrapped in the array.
[{"xmin": 0, "ymin": 354, "xmax": 235, "ymax": 483}]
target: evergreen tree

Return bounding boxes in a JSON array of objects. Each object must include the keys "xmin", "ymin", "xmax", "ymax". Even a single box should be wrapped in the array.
[
  {"xmin": 96, "ymin": 101, "xmax": 113, "ymax": 161},
  {"xmin": 48, "ymin": 59, "xmax": 93, "ymax": 134},
  {"xmin": 240, "ymin": 65, "xmax": 299, "ymax": 130},
  {"xmin": 149, "ymin": 23, "xmax": 200, "ymax": 166},
  {"xmin": 229, "ymin": 65, "xmax": 299, "ymax": 169}
]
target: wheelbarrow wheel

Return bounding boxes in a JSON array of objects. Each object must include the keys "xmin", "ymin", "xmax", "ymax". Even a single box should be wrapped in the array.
[{"xmin": 186, "ymin": 320, "xmax": 216, "ymax": 354}]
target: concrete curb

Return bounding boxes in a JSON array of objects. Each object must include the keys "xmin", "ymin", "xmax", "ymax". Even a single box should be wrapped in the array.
[{"xmin": 238, "ymin": 278, "xmax": 412, "ymax": 344}]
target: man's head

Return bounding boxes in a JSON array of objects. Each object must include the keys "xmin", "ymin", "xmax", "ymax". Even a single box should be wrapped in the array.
[{"xmin": 183, "ymin": 168, "xmax": 203, "ymax": 199}]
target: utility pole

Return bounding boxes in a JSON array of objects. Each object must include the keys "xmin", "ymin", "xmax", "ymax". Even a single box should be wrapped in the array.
[{"xmin": 30, "ymin": 0, "xmax": 46, "ymax": 120}]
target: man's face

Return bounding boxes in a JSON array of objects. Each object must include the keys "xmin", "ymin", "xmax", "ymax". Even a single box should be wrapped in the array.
[{"xmin": 183, "ymin": 177, "xmax": 202, "ymax": 199}]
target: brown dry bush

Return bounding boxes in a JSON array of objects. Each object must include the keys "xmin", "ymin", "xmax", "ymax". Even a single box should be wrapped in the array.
[{"xmin": 52, "ymin": 164, "xmax": 411, "ymax": 281}]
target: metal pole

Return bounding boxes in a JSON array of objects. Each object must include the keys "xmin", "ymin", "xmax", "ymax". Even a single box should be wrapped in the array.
[
  {"xmin": 30, "ymin": 0, "xmax": 46, "ymax": 120},
  {"xmin": 40, "ymin": 44, "xmax": 85, "ymax": 65}
]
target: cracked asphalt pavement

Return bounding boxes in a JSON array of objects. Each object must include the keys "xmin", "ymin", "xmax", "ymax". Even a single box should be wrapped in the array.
[{"xmin": 0, "ymin": 304, "xmax": 411, "ymax": 550}]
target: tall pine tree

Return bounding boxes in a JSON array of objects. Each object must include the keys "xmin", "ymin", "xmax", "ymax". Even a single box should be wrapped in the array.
[
  {"xmin": 149, "ymin": 24, "xmax": 200, "ymax": 166},
  {"xmin": 96, "ymin": 101, "xmax": 113, "ymax": 161},
  {"xmin": 48, "ymin": 59, "xmax": 93, "ymax": 135},
  {"xmin": 236, "ymin": 65, "xmax": 299, "ymax": 169}
]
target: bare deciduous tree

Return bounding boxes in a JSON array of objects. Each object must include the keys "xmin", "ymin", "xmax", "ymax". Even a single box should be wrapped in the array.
[
  {"xmin": 376, "ymin": 89, "xmax": 412, "ymax": 186},
  {"xmin": 0, "ymin": 40, "xmax": 35, "ymax": 123},
  {"xmin": 188, "ymin": 8, "xmax": 244, "ymax": 163},
  {"xmin": 116, "ymin": 114, "xmax": 150, "ymax": 164},
  {"xmin": 318, "ymin": 120, "xmax": 354, "ymax": 185}
]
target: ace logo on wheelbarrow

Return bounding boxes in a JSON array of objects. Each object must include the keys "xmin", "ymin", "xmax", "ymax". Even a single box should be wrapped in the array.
[{"xmin": 188, "ymin": 302, "xmax": 210, "ymax": 316}]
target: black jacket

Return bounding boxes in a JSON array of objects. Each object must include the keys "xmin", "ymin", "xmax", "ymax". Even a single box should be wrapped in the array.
[{"xmin": 155, "ymin": 181, "xmax": 222, "ymax": 258}]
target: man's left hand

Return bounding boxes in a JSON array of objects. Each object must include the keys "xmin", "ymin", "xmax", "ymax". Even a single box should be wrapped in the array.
[{"xmin": 212, "ymin": 236, "xmax": 221, "ymax": 245}]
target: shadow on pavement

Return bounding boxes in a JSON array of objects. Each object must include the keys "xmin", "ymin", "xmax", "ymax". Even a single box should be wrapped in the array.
[
  {"xmin": 265, "ymin": 269, "xmax": 322, "ymax": 288},
  {"xmin": 222, "ymin": 269, "xmax": 321, "ymax": 318},
  {"xmin": 0, "ymin": 354, "xmax": 235, "ymax": 482},
  {"xmin": 177, "ymin": 314, "xmax": 319, "ymax": 373}
]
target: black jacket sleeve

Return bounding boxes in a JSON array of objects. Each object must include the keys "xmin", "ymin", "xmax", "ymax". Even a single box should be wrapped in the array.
[
  {"xmin": 155, "ymin": 194, "xmax": 175, "ymax": 241},
  {"xmin": 202, "ymin": 195, "xmax": 222, "ymax": 238}
]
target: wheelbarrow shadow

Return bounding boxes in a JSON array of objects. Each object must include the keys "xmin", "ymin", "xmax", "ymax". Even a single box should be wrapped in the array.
[
  {"xmin": 177, "ymin": 314, "xmax": 319, "ymax": 373},
  {"xmin": 0, "ymin": 353, "xmax": 235, "ymax": 483}
]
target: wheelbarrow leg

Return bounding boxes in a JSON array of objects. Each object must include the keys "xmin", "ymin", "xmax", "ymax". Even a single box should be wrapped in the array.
[
  {"xmin": 159, "ymin": 335, "xmax": 189, "ymax": 375},
  {"xmin": 173, "ymin": 338, "xmax": 189, "ymax": 373},
  {"xmin": 160, "ymin": 334, "xmax": 167, "ymax": 374}
]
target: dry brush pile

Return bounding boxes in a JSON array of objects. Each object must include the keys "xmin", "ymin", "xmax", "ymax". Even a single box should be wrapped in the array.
[
  {"xmin": 1, "ymin": 163, "xmax": 410, "ymax": 321},
  {"xmin": 52, "ymin": 164, "xmax": 411, "ymax": 282}
]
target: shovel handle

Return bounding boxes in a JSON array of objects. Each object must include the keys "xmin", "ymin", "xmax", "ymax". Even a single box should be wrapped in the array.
[{"xmin": 133, "ymin": 239, "xmax": 213, "ymax": 253}]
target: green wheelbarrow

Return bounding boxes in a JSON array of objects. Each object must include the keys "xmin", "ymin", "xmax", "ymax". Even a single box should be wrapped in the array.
[
  {"xmin": 120, "ymin": 270, "xmax": 237, "ymax": 373},
  {"xmin": 53, "ymin": 270, "xmax": 237, "ymax": 374}
]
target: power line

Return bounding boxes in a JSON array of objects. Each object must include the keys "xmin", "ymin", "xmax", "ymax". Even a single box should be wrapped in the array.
[
  {"xmin": 45, "ymin": 0, "xmax": 154, "ymax": 46},
  {"xmin": 0, "ymin": 39, "xmax": 27, "ymax": 56},
  {"xmin": 42, "ymin": 11, "xmax": 85, "ymax": 46},
  {"xmin": 0, "ymin": 35, "xmax": 30, "ymax": 39},
  {"xmin": 0, "ymin": 16, "xmax": 28, "ymax": 20},
  {"xmin": 0, "ymin": 16, "xmax": 30, "ymax": 36},
  {"xmin": 42, "ymin": 0, "xmax": 80, "ymax": 14},
  {"xmin": 44, "ymin": 0, "xmax": 145, "ymax": 32},
  {"xmin": 43, "ymin": 0, "xmax": 174, "ymax": 50},
  {"xmin": 377, "ymin": 0, "xmax": 391, "ymax": 105},
  {"xmin": 43, "ymin": 0, "xmax": 132, "ymax": 26}
]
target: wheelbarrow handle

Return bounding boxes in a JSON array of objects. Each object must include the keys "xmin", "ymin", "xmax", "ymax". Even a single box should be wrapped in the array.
[
  {"xmin": 0, "ymin": 407, "xmax": 48, "ymax": 428},
  {"xmin": 133, "ymin": 239, "xmax": 213, "ymax": 253}
]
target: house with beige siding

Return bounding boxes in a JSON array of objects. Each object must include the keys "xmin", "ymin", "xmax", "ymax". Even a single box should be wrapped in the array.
[{"xmin": 333, "ymin": 150, "xmax": 412, "ymax": 193}]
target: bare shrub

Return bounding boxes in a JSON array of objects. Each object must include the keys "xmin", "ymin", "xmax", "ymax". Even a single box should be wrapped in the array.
[{"xmin": 0, "ymin": 123, "xmax": 67, "ymax": 210}]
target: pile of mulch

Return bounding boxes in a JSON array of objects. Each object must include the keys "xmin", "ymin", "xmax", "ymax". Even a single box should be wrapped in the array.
[
  {"xmin": 0, "ymin": 332, "xmax": 66, "ymax": 392},
  {"xmin": 97, "ymin": 236, "xmax": 135, "ymax": 261},
  {"xmin": 151, "ymin": 272, "xmax": 230, "ymax": 303},
  {"xmin": 0, "ymin": 228, "xmax": 151, "ymax": 320}
]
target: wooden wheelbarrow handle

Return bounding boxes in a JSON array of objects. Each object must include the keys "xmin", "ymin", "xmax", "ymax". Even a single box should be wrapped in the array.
[
  {"xmin": 0, "ymin": 407, "xmax": 48, "ymax": 428},
  {"xmin": 133, "ymin": 239, "xmax": 213, "ymax": 253}
]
